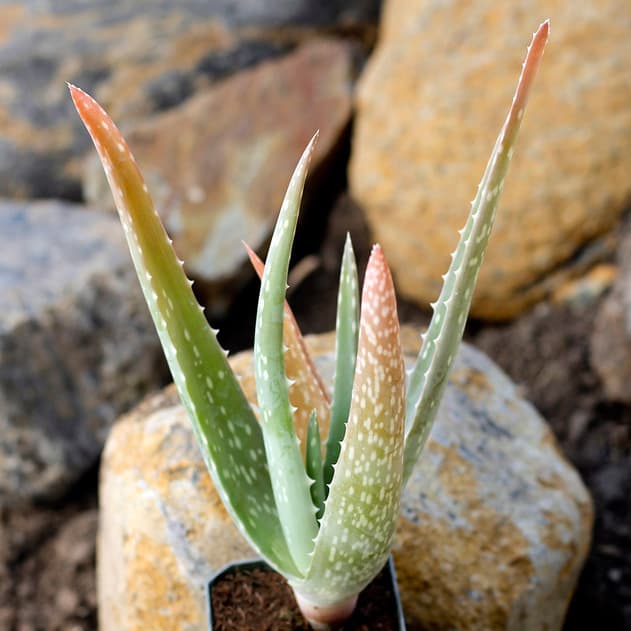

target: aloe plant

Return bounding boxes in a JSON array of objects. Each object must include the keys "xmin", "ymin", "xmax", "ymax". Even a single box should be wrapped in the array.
[{"xmin": 71, "ymin": 21, "xmax": 548, "ymax": 628}]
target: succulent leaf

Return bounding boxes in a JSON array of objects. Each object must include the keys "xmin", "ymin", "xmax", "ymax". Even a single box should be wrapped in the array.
[
  {"xmin": 295, "ymin": 245, "xmax": 405, "ymax": 605},
  {"xmin": 253, "ymin": 135, "xmax": 320, "ymax": 575},
  {"xmin": 324, "ymin": 233, "xmax": 360, "ymax": 488},
  {"xmin": 72, "ymin": 20, "xmax": 550, "ymax": 622},
  {"xmin": 403, "ymin": 21, "xmax": 550, "ymax": 484},
  {"xmin": 306, "ymin": 411, "xmax": 326, "ymax": 519},
  {"xmin": 69, "ymin": 85, "xmax": 299, "ymax": 576},
  {"xmin": 244, "ymin": 243, "xmax": 331, "ymax": 458}
]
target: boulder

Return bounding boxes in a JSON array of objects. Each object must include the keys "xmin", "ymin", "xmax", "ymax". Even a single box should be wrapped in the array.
[
  {"xmin": 349, "ymin": 0, "xmax": 631, "ymax": 319},
  {"xmin": 98, "ymin": 327, "xmax": 592, "ymax": 630},
  {"xmin": 0, "ymin": 0, "xmax": 379, "ymax": 199},
  {"xmin": 591, "ymin": 222, "xmax": 631, "ymax": 403},
  {"xmin": 0, "ymin": 200, "xmax": 166, "ymax": 504},
  {"xmin": 552, "ymin": 264, "xmax": 617, "ymax": 308},
  {"xmin": 85, "ymin": 39, "xmax": 356, "ymax": 316}
]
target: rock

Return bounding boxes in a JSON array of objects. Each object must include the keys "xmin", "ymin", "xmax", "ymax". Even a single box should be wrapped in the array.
[
  {"xmin": 0, "ymin": 1, "xmax": 378, "ymax": 200},
  {"xmin": 552, "ymin": 264, "xmax": 617, "ymax": 307},
  {"xmin": 85, "ymin": 39, "xmax": 356, "ymax": 316},
  {"xmin": 349, "ymin": 0, "xmax": 631, "ymax": 320},
  {"xmin": 0, "ymin": 200, "xmax": 166, "ymax": 504},
  {"xmin": 472, "ymin": 301, "xmax": 598, "ymax": 448},
  {"xmin": 591, "ymin": 223, "xmax": 631, "ymax": 403},
  {"xmin": 99, "ymin": 327, "xmax": 592, "ymax": 630}
]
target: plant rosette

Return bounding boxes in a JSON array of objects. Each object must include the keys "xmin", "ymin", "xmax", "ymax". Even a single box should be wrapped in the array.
[
  {"xmin": 207, "ymin": 556, "xmax": 406, "ymax": 630},
  {"xmin": 71, "ymin": 21, "xmax": 549, "ymax": 630}
]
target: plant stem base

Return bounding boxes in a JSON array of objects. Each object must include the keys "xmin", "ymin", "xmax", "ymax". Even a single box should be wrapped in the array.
[{"xmin": 207, "ymin": 558, "xmax": 406, "ymax": 630}]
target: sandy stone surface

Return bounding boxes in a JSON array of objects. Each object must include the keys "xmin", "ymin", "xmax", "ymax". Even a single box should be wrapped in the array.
[
  {"xmin": 98, "ymin": 328, "xmax": 592, "ymax": 630},
  {"xmin": 349, "ymin": 0, "xmax": 631, "ymax": 319}
]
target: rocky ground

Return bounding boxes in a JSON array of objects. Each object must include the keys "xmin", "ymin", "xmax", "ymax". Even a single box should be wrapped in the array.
[
  {"xmin": 1, "ymin": 199, "xmax": 629, "ymax": 630},
  {"xmin": 474, "ymin": 303, "xmax": 631, "ymax": 631}
]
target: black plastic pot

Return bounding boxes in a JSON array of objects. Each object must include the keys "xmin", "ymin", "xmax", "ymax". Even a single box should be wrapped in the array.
[{"xmin": 206, "ymin": 556, "xmax": 406, "ymax": 630}]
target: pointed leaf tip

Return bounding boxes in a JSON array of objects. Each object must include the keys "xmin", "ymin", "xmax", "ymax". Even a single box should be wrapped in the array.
[
  {"xmin": 364, "ymin": 244, "xmax": 393, "ymax": 291},
  {"xmin": 323, "ymin": 232, "xmax": 360, "ymax": 488},
  {"xmin": 243, "ymin": 241, "xmax": 265, "ymax": 277},
  {"xmin": 368, "ymin": 243, "xmax": 385, "ymax": 262},
  {"xmin": 539, "ymin": 19, "xmax": 550, "ymax": 37},
  {"xmin": 69, "ymin": 84, "xmax": 110, "ymax": 130},
  {"xmin": 67, "ymin": 82, "xmax": 87, "ymax": 105},
  {"xmin": 69, "ymin": 83, "xmax": 151, "ymax": 220},
  {"xmin": 302, "ymin": 130, "xmax": 320, "ymax": 162},
  {"xmin": 514, "ymin": 20, "xmax": 550, "ymax": 110},
  {"xmin": 253, "ymin": 136, "xmax": 321, "ymax": 574}
]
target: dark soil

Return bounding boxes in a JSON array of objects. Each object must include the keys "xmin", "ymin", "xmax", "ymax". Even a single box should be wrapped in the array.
[
  {"xmin": 0, "ymin": 469, "xmax": 98, "ymax": 631},
  {"xmin": 1, "ymin": 197, "xmax": 629, "ymax": 630},
  {"xmin": 211, "ymin": 565, "xmax": 311, "ymax": 631},
  {"xmin": 471, "ymin": 300, "xmax": 631, "ymax": 631},
  {"xmin": 210, "ymin": 562, "xmax": 400, "ymax": 631}
]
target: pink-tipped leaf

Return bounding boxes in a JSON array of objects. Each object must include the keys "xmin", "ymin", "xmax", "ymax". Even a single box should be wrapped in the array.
[
  {"xmin": 293, "ymin": 245, "xmax": 406, "ymax": 606},
  {"xmin": 69, "ymin": 85, "xmax": 299, "ymax": 576},
  {"xmin": 403, "ymin": 21, "xmax": 550, "ymax": 483}
]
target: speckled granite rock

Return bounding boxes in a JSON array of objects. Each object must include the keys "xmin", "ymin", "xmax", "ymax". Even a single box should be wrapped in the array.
[
  {"xmin": 591, "ymin": 223, "xmax": 631, "ymax": 403},
  {"xmin": 0, "ymin": 0, "xmax": 379, "ymax": 199},
  {"xmin": 99, "ymin": 327, "xmax": 592, "ymax": 630},
  {"xmin": 0, "ymin": 200, "xmax": 165, "ymax": 504},
  {"xmin": 84, "ymin": 39, "xmax": 356, "ymax": 316},
  {"xmin": 349, "ymin": 0, "xmax": 631, "ymax": 320}
]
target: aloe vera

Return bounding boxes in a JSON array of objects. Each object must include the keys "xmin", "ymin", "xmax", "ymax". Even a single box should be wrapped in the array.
[{"xmin": 71, "ymin": 20, "xmax": 548, "ymax": 628}]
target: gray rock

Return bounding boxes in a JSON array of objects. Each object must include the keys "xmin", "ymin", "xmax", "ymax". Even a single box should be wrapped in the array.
[
  {"xmin": 0, "ymin": 200, "xmax": 166, "ymax": 504},
  {"xmin": 98, "ymin": 328, "xmax": 592, "ymax": 630},
  {"xmin": 0, "ymin": 0, "xmax": 380, "ymax": 199},
  {"xmin": 591, "ymin": 222, "xmax": 631, "ymax": 402}
]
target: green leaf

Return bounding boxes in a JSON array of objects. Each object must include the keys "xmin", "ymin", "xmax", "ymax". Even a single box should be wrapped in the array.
[
  {"xmin": 293, "ymin": 245, "xmax": 406, "ymax": 606},
  {"xmin": 253, "ymin": 134, "xmax": 320, "ymax": 575},
  {"xmin": 403, "ymin": 21, "xmax": 550, "ymax": 484},
  {"xmin": 324, "ymin": 233, "xmax": 359, "ymax": 488},
  {"xmin": 245, "ymin": 242, "xmax": 331, "ymax": 459},
  {"xmin": 70, "ymin": 85, "xmax": 298, "ymax": 576},
  {"xmin": 306, "ymin": 411, "xmax": 326, "ymax": 520}
]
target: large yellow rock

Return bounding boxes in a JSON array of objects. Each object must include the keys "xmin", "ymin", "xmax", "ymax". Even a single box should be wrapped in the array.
[
  {"xmin": 349, "ymin": 0, "xmax": 631, "ymax": 319},
  {"xmin": 99, "ymin": 329, "xmax": 592, "ymax": 630}
]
